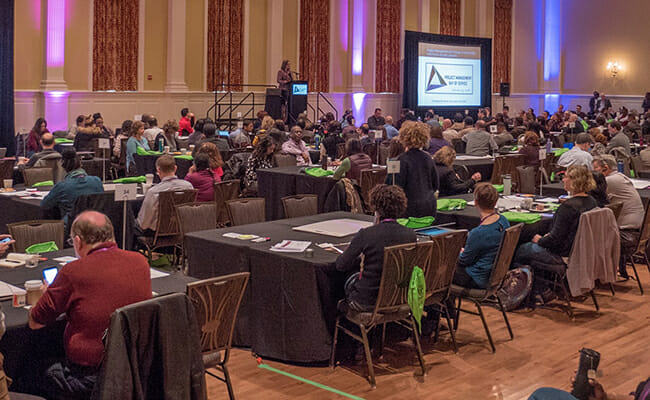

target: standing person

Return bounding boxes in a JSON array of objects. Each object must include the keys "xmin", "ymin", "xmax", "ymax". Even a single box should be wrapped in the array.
[
  {"xmin": 396, "ymin": 121, "xmax": 439, "ymax": 218},
  {"xmin": 125, "ymin": 121, "xmax": 149, "ymax": 173},
  {"xmin": 281, "ymin": 126, "xmax": 310, "ymax": 166},
  {"xmin": 29, "ymin": 211, "xmax": 151, "ymax": 400},
  {"xmin": 27, "ymin": 118, "xmax": 49, "ymax": 156},
  {"xmin": 589, "ymin": 91, "xmax": 600, "ymax": 117},
  {"xmin": 277, "ymin": 59, "xmax": 293, "ymax": 91},
  {"xmin": 178, "ymin": 108, "xmax": 194, "ymax": 136}
]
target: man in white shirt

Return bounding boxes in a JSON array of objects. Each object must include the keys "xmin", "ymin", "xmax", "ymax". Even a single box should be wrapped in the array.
[
  {"xmin": 384, "ymin": 116, "xmax": 399, "ymax": 139},
  {"xmin": 143, "ymin": 117, "xmax": 164, "ymax": 142},
  {"xmin": 230, "ymin": 121, "xmax": 253, "ymax": 147},
  {"xmin": 441, "ymin": 119, "xmax": 460, "ymax": 142},
  {"xmin": 281, "ymin": 126, "xmax": 310, "ymax": 166},
  {"xmin": 557, "ymin": 133, "xmax": 593, "ymax": 169},
  {"xmin": 592, "ymin": 154, "xmax": 645, "ymax": 278}
]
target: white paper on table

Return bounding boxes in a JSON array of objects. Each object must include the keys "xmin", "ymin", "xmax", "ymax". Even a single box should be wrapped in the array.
[
  {"xmin": 20, "ymin": 192, "xmax": 49, "ymax": 200},
  {"xmin": 0, "ymin": 190, "xmax": 29, "ymax": 197},
  {"xmin": 53, "ymin": 256, "xmax": 78, "ymax": 264},
  {"xmin": 270, "ymin": 240, "xmax": 312, "ymax": 253},
  {"xmin": 0, "ymin": 281, "xmax": 25, "ymax": 299},
  {"xmin": 629, "ymin": 179, "xmax": 650, "ymax": 190},
  {"xmin": 222, "ymin": 232, "xmax": 243, "ymax": 238},
  {"xmin": 292, "ymin": 219, "xmax": 373, "ymax": 237},
  {"xmin": 455, "ymin": 155, "xmax": 494, "ymax": 160},
  {"xmin": 536, "ymin": 197, "xmax": 559, "ymax": 203},
  {"xmin": 150, "ymin": 268, "xmax": 170, "ymax": 279}
]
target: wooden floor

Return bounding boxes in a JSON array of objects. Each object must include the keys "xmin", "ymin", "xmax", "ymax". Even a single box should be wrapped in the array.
[{"xmin": 206, "ymin": 265, "xmax": 650, "ymax": 400}]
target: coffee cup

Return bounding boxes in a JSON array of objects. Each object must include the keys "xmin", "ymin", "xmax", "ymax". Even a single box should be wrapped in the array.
[
  {"xmin": 189, "ymin": 144, "xmax": 195, "ymax": 152},
  {"xmin": 180, "ymin": 148, "xmax": 187, "ymax": 154},
  {"xmin": 163, "ymin": 146, "xmax": 170, "ymax": 154},
  {"xmin": 2, "ymin": 179, "xmax": 12, "ymax": 189},
  {"xmin": 145, "ymin": 174, "xmax": 154, "ymax": 185},
  {"xmin": 522, "ymin": 198, "xmax": 533, "ymax": 210},
  {"xmin": 25, "ymin": 280, "xmax": 42, "ymax": 305}
]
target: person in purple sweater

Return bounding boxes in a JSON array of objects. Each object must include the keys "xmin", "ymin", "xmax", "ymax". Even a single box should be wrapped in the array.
[{"xmin": 184, "ymin": 153, "xmax": 218, "ymax": 202}]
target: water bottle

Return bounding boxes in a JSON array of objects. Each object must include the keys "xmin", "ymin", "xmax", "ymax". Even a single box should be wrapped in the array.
[
  {"xmin": 314, "ymin": 133, "xmax": 320, "ymax": 150},
  {"xmin": 158, "ymin": 138, "xmax": 164, "ymax": 152},
  {"xmin": 617, "ymin": 161, "xmax": 624, "ymax": 173},
  {"xmin": 503, "ymin": 174, "xmax": 512, "ymax": 196},
  {"xmin": 546, "ymin": 138, "xmax": 552, "ymax": 153}
]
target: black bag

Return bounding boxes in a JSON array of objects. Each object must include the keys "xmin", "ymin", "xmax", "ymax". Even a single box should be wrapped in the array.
[{"xmin": 498, "ymin": 267, "xmax": 534, "ymax": 311}]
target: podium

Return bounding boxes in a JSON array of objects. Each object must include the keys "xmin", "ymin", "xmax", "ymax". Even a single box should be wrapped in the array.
[
  {"xmin": 288, "ymin": 81, "xmax": 308, "ymax": 123},
  {"xmin": 264, "ymin": 88, "xmax": 283, "ymax": 120}
]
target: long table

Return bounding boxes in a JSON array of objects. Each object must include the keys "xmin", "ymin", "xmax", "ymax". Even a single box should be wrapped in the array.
[
  {"xmin": 0, "ymin": 248, "xmax": 195, "ymax": 393},
  {"xmin": 184, "ymin": 211, "xmax": 374, "ymax": 363},
  {"xmin": 257, "ymin": 166, "xmax": 339, "ymax": 220},
  {"xmin": 541, "ymin": 182, "xmax": 650, "ymax": 203},
  {"xmin": 455, "ymin": 157, "xmax": 495, "ymax": 181}
]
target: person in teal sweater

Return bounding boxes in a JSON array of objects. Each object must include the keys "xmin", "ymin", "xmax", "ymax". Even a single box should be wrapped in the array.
[
  {"xmin": 125, "ymin": 120, "xmax": 150, "ymax": 172},
  {"xmin": 41, "ymin": 149, "xmax": 104, "ymax": 225},
  {"xmin": 455, "ymin": 182, "xmax": 510, "ymax": 289}
]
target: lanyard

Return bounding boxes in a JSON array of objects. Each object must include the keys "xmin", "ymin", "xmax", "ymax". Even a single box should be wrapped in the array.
[{"xmin": 479, "ymin": 212, "xmax": 496, "ymax": 225}]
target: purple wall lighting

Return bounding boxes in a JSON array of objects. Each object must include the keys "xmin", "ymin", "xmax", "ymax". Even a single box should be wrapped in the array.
[
  {"xmin": 352, "ymin": 92, "xmax": 366, "ymax": 123},
  {"xmin": 351, "ymin": 0, "xmax": 365, "ymax": 75},
  {"xmin": 46, "ymin": 0, "xmax": 66, "ymax": 67}
]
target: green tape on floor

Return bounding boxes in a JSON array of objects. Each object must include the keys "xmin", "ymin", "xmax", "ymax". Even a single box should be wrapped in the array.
[{"xmin": 258, "ymin": 363, "xmax": 365, "ymax": 400}]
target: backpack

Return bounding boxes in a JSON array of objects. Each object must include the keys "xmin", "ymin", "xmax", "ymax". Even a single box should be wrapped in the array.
[
  {"xmin": 498, "ymin": 266, "xmax": 534, "ymax": 311},
  {"xmin": 634, "ymin": 377, "xmax": 650, "ymax": 400}
]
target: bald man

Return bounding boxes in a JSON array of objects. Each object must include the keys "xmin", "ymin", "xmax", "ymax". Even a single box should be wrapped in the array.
[
  {"xmin": 29, "ymin": 211, "xmax": 151, "ymax": 399},
  {"xmin": 17, "ymin": 132, "xmax": 60, "ymax": 169},
  {"xmin": 384, "ymin": 116, "xmax": 399, "ymax": 139},
  {"xmin": 442, "ymin": 118, "xmax": 460, "ymax": 142}
]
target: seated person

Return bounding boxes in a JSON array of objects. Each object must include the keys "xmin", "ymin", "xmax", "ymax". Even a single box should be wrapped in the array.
[
  {"xmin": 359, "ymin": 124, "xmax": 373, "ymax": 147},
  {"xmin": 185, "ymin": 153, "xmax": 217, "ymax": 202},
  {"xmin": 462, "ymin": 120, "xmax": 498, "ymax": 156},
  {"xmin": 593, "ymin": 155, "xmax": 645, "ymax": 278},
  {"xmin": 29, "ymin": 211, "xmax": 151, "ymax": 400},
  {"xmin": 557, "ymin": 133, "xmax": 594, "ymax": 169},
  {"xmin": 243, "ymin": 138, "xmax": 276, "ymax": 195},
  {"xmin": 192, "ymin": 142, "xmax": 224, "ymax": 181},
  {"xmin": 454, "ymin": 183, "xmax": 510, "ymax": 288},
  {"xmin": 321, "ymin": 130, "xmax": 345, "ymax": 161},
  {"xmin": 194, "ymin": 122, "xmax": 230, "ymax": 155},
  {"xmin": 230, "ymin": 121, "xmax": 253, "ymax": 147},
  {"xmin": 41, "ymin": 148, "xmax": 103, "ymax": 224},
  {"xmin": 434, "ymin": 146, "xmax": 481, "ymax": 196},
  {"xmin": 126, "ymin": 120, "xmax": 150, "ymax": 173},
  {"xmin": 427, "ymin": 125, "xmax": 451, "ymax": 156},
  {"xmin": 335, "ymin": 185, "xmax": 416, "ymax": 311},
  {"xmin": 514, "ymin": 165, "xmax": 598, "ymax": 266},
  {"xmin": 281, "ymin": 126, "xmax": 310, "ymax": 166},
  {"xmin": 252, "ymin": 116, "xmax": 275, "ymax": 146},
  {"xmin": 155, "ymin": 119, "xmax": 179, "ymax": 152},
  {"xmin": 333, "ymin": 138, "xmax": 372, "ymax": 182},
  {"xmin": 136, "ymin": 155, "xmax": 194, "ymax": 235},
  {"xmin": 66, "ymin": 114, "xmax": 85, "ymax": 140},
  {"xmin": 518, "ymin": 131, "xmax": 541, "ymax": 168},
  {"xmin": 113, "ymin": 120, "xmax": 132, "ymax": 159},
  {"xmin": 143, "ymin": 117, "xmax": 163, "ymax": 142},
  {"xmin": 73, "ymin": 115, "xmax": 108, "ymax": 152},
  {"xmin": 187, "ymin": 118, "xmax": 206, "ymax": 146},
  {"xmin": 17, "ymin": 132, "xmax": 60, "ymax": 169},
  {"xmin": 493, "ymin": 122, "xmax": 515, "ymax": 147},
  {"xmin": 589, "ymin": 170, "xmax": 609, "ymax": 208}
]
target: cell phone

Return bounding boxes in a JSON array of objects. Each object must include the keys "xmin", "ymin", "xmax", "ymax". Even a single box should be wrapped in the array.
[
  {"xmin": 42, "ymin": 267, "xmax": 59, "ymax": 285},
  {"xmin": 0, "ymin": 237, "xmax": 11, "ymax": 244}
]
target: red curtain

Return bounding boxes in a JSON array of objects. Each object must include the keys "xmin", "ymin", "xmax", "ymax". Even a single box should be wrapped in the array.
[
  {"xmin": 93, "ymin": 0, "xmax": 139, "ymax": 91},
  {"xmin": 493, "ymin": 0, "xmax": 513, "ymax": 93},
  {"xmin": 375, "ymin": 0, "xmax": 401, "ymax": 93},
  {"xmin": 299, "ymin": 0, "xmax": 329, "ymax": 93},
  {"xmin": 440, "ymin": 0, "xmax": 461, "ymax": 36},
  {"xmin": 207, "ymin": 0, "xmax": 244, "ymax": 91}
]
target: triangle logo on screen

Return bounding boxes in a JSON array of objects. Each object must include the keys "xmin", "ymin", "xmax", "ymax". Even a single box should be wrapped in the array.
[{"xmin": 426, "ymin": 64, "xmax": 447, "ymax": 91}]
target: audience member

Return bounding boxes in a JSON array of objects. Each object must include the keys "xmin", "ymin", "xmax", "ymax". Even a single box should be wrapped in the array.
[
  {"xmin": 335, "ymin": 184, "xmax": 415, "ymax": 311},
  {"xmin": 514, "ymin": 165, "xmax": 597, "ymax": 266},
  {"xmin": 282, "ymin": 126, "xmax": 310, "ymax": 166},
  {"xmin": 230, "ymin": 121, "xmax": 253, "ymax": 147},
  {"xmin": 557, "ymin": 133, "xmax": 594, "ymax": 169},
  {"xmin": 589, "ymin": 170, "xmax": 609, "ymax": 208},
  {"xmin": 41, "ymin": 148, "xmax": 103, "ymax": 224},
  {"xmin": 274, "ymin": 119, "xmax": 286, "ymax": 132},
  {"xmin": 434, "ymin": 146, "xmax": 480, "ymax": 196},
  {"xmin": 442, "ymin": 118, "xmax": 460, "ymax": 142},
  {"xmin": 359, "ymin": 124, "xmax": 373, "ymax": 147},
  {"xmin": 427, "ymin": 125, "xmax": 451, "ymax": 156},
  {"xmin": 562, "ymin": 113, "xmax": 585, "ymax": 134},
  {"xmin": 185, "ymin": 153, "xmax": 217, "ymax": 202},
  {"xmin": 253, "ymin": 110, "xmax": 267, "ymax": 130},
  {"xmin": 333, "ymin": 138, "xmax": 372, "ymax": 182},
  {"xmin": 93, "ymin": 113, "xmax": 113, "ymax": 138},
  {"xmin": 606, "ymin": 121, "xmax": 630, "ymax": 156},
  {"xmin": 493, "ymin": 122, "xmax": 515, "ymax": 147},
  {"xmin": 113, "ymin": 120, "xmax": 132, "ymax": 159},
  {"xmin": 29, "ymin": 211, "xmax": 151, "ymax": 399},
  {"xmin": 342, "ymin": 115, "xmax": 357, "ymax": 139},
  {"xmin": 178, "ymin": 107, "xmax": 194, "ymax": 136},
  {"xmin": 252, "ymin": 116, "xmax": 275, "ymax": 146},
  {"xmin": 136, "ymin": 155, "xmax": 193, "ymax": 235},
  {"xmin": 518, "ymin": 131, "xmax": 541, "ymax": 168},
  {"xmin": 450, "ymin": 113, "xmax": 465, "ymax": 131},
  {"xmin": 588, "ymin": 91, "xmax": 600, "ymax": 116},
  {"xmin": 126, "ymin": 120, "xmax": 150, "ymax": 173},
  {"xmin": 593, "ymin": 155, "xmax": 644, "ymax": 278},
  {"xmin": 187, "ymin": 118, "xmax": 207, "ymax": 146},
  {"xmin": 156, "ymin": 119, "xmax": 179, "ymax": 152},
  {"xmin": 458, "ymin": 116, "xmax": 475, "ymax": 137},
  {"xmin": 397, "ymin": 121, "xmax": 439, "ymax": 217},
  {"xmin": 243, "ymin": 138, "xmax": 275, "ymax": 194},
  {"xmin": 463, "ymin": 120, "xmax": 498, "ymax": 156},
  {"xmin": 17, "ymin": 132, "xmax": 60, "ymax": 170},
  {"xmin": 322, "ymin": 128, "xmax": 344, "ymax": 160},
  {"xmin": 367, "ymin": 108, "xmax": 385, "ymax": 130},
  {"xmin": 143, "ymin": 117, "xmax": 163, "ymax": 143},
  {"xmin": 66, "ymin": 115, "xmax": 85, "ymax": 140},
  {"xmin": 192, "ymin": 141, "xmax": 224, "ymax": 181},
  {"xmin": 424, "ymin": 110, "xmax": 440, "ymax": 128},
  {"xmin": 27, "ymin": 118, "xmax": 49, "ymax": 156},
  {"xmin": 384, "ymin": 116, "xmax": 399, "ymax": 139},
  {"xmin": 73, "ymin": 115, "xmax": 105, "ymax": 152},
  {"xmin": 195, "ymin": 122, "xmax": 230, "ymax": 154}
]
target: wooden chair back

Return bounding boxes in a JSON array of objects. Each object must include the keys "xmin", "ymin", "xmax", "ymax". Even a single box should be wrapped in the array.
[
  {"xmin": 273, "ymin": 152, "xmax": 296, "ymax": 167},
  {"xmin": 359, "ymin": 168, "xmax": 388, "ymax": 208},
  {"xmin": 516, "ymin": 165, "xmax": 537, "ymax": 194},
  {"xmin": 378, "ymin": 142, "xmax": 391, "ymax": 165},
  {"xmin": 336, "ymin": 143, "xmax": 346, "ymax": 159},
  {"xmin": 424, "ymin": 230, "xmax": 467, "ymax": 304},
  {"xmin": 452, "ymin": 164, "xmax": 470, "ymax": 181},
  {"xmin": 8, "ymin": 220, "xmax": 65, "ymax": 253},
  {"xmin": 451, "ymin": 139, "xmax": 465, "ymax": 154},
  {"xmin": 491, "ymin": 154, "xmax": 525, "ymax": 186},
  {"xmin": 175, "ymin": 202, "xmax": 218, "ymax": 238},
  {"xmin": 636, "ymin": 202, "xmax": 650, "ymax": 254},
  {"xmin": 487, "ymin": 223, "xmax": 523, "ymax": 293},
  {"xmin": 0, "ymin": 158, "xmax": 15, "ymax": 187},
  {"xmin": 187, "ymin": 272, "xmax": 250, "ymax": 355},
  {"xmin": 154, "ymin": 190, "xmax": 198, "ymax": 239},
  {"xmin": 22, "ymin": 168, "xmax": 53, "ymax": 187},
  {"xmin": 226, "ymin": 198, "xmax": 266, "ymax": 226},
  {"xmin": 213, "ymin": 179, "xmax": 241, "ymax": 225},
  {"xmin": 281, "ymin": 194, "xmax": 318, "ymax": 219},
  {"xmin": 362, "ymin": 143, "xmax": 378, "ymax": 164}
]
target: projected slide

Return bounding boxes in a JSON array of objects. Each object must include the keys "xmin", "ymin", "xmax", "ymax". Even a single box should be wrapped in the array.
[{"xmin": 417, "ymin": 42, "xmax": 482, "ymax": 107}]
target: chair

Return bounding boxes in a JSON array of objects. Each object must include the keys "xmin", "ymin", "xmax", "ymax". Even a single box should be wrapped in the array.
[
  {"xmin": 8, "ymin": 220, "xmax": 65, "ymax": 253},
  {"xmin": 362, "ymin": 143, "xmax": 378, "ymax": 164},
  {"xmin": 491, "ymin": 155, "xmax": 525, "ymax": 187},
  {"xmin": 452, "ymin": 164, "xmax": 470, "ymax": 181},
  {"xmin": 605, "ymin": 202, "xmax": 623, "ymax": 221},
  {"xmin": 330, "ymin": 242, "xmax": 430, "ymax": 388},
  {"xmin": 70, "ymin": 192, "xmax": 137, "ymax": 250},
  {"xmin": 609, "ymin": 147, "xmax": 632, "ymax": 177},
  {"xmin": 451, "ymin": 139, "xmax": 466, "ymax": 154},
  {"xmin": 110, "ymin": 138, "xmax": 128, "ymax": 179},
  {"xmin": 359, "ymin": 168, "xmax": 388, "ymax": 210},
  {"xmin": 273, "ymin": 152, "xmax": 297, "ymax": 167},
  {"xmin": 378, "ymin": 142, "xmax": 391, "ymax": 165},
  {"xmin": 621, "ymin": 202, "xmax": 650, "ymax": 294},
  {"xmin": 176, "ymin": 202, "xmax": 219, "ymax": 266},
  {"xmin": 530, "ymin": 208, "xmax": 619, "ymax": 318},
  {"xmin": 423, "ymin": 229, "xmax": 467, "ymax": 352},
  {"xmin": 187, "ymin": 272, "xmax": 250, "ymax": 400},
  {"xmin": 214, "ymin": 180, "xmax": 241, "ymax": 226},
  {"xmin": 226, "ymin": 198, "xmax": 265, "ymax": 226},
  {"xmin": 0, "ymin": 148, "xmax": 6, "ymax": 158},
  {"xmin": 281, "ymin": 194, "xmax": 318, "ymax": 218},
  {"xmin": 22, "ymin": 168, "xmax": 53, "ymax": 187},
  {"xmin": 137, "ymin": 189, "xmax": 198, "ymax": 262},
  {"xmin": 0, "ymin": 158, "xmax": 15, "ymax": 187},
  {"xmin": 451, "ymin": 223, "xmax": 523, "ymax": 352},
  {"xmin": 516, "ymin": 165, "xmax": 537, "ymax": 194},
  {"xmin": 336, "ymin": 142, "xmax": 346, "ymax": 159}
]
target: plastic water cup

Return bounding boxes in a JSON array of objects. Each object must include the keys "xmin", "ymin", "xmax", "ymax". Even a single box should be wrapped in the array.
[
  {"xmin": 145, "ymin": 174, "xmax": 154, "ymax": 185},
  {"xmin": 2, "ymin": 179, "xmax": 11, "ymax": 189}
]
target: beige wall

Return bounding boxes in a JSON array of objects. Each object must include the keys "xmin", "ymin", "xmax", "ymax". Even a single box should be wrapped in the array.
[
  {"xmin": 247, "ymin": 0, "xmax": 268, "ymax": 85},
  {"xmin": 64, "ymin": 0, "xmax": 90, "ymax": 90},
  {"xmin": 14, "ymin": 0, "xmax": 43, "ymax": 90},
  {"xmin": 143, "ymin": 0, "xmax": 168, "ymax": 91},
  {"xmin": 185, "ymin": 0, "xmax": 205, "ymax": 91}
]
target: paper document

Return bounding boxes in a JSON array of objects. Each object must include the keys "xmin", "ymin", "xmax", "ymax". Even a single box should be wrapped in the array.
[
  {"xmin": 293, "ymin": 219, "xmax": 373, "ymax": 237},
  {"xmin": 455, "ymin": 155, "xmax": 494, "ymax": 160},
  {"xmin": 629, "ymin": 179, "xmax": 650, "ymax": 190},
  {"xmin": 0, "ymin": 281, "xmax": 25, "ymax": 299},
  {"xmin": 270, "ymin": 240, "xmax": 312, "ymax": 253},
  {"xmin": 150, "ymin": 268, "xmax": 170, "ymax": 279},
  {"xmin": 53, "ymin": 256, "xmax": 78, "ymax": 264}
]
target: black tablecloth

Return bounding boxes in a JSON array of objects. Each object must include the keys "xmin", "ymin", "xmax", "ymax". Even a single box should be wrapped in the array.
[
  {"xmin": 184, "ymin": 211, "xmax": 374, "ymax": 363},
  {"xmin": 542, "ymin": 182, "xmax": 650, "ymax": 202},
  {"xmin": 0, "ymin": 248, "xmax": 195, "ymax": 392},
  {"xmin": 134, "ymin": 154, "xmax": 193, "ymax": 180},
  {"xmin": 455, "ymin": 158, "xmax": 494, "ymax": 181},
  {"xmin": 257, "ymin": 166, "xmax": 337, "ymax": 220}
]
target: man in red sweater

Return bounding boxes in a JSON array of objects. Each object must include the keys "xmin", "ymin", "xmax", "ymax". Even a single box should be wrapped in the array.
[
  {"xmin": 29, "ymin": 211, "xmax": 152, "ymax": 399},
  {"xmin": 178, "ymin": 107, "xmax": 194, "ymax": 136}
]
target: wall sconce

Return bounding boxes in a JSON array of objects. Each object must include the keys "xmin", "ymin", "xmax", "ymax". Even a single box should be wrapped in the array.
[{"xmin": 606, "ymin": 61, "xmax": 621, "ymax": 78}]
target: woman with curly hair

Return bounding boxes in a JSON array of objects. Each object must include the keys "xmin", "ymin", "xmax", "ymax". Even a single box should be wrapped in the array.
[
  {"xmin": 396, "ymin": 121, "xmax": 439, "ymax": 217},
  {"xmin": 190, "ymin": 141, "xmax": 224, "ymax": 181},
  {"xmin": 243, "ymin": 137, "xmax": 276, "ymax": 194},
  {"xmin": 335, "ymin": 184, "xmax": 416, "ymax": 311}
]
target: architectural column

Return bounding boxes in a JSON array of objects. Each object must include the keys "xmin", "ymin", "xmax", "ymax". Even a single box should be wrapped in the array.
[
  {"xmin": 419, "ymin": 0, "xmax": 430, "ymax": 32},
  {"xmin": 164, "ymin": 0, "xmax": 189, "ymax": 91},
  {"xmin": 266, "ymin": 0, "xmax": 284, "ymax": 87},
  {"xmin": 40, "ymin": 0, "xmax": 68, "ymax": 131}
]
